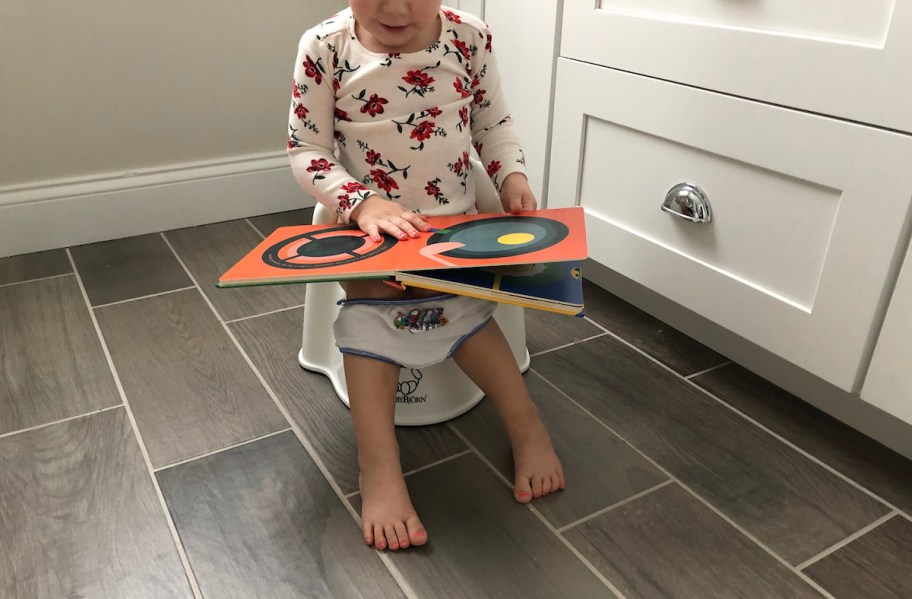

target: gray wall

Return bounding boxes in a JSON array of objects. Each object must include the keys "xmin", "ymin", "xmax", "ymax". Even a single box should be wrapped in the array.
[{"xmin": 0, "ymin": 0, "xmax": 345, "ymax": 187}]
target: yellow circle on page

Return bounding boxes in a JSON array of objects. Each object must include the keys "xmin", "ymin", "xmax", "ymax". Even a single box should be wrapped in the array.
[{"xmin": 497, "ymin": 232, "xmax": 535, "ymax": 245}]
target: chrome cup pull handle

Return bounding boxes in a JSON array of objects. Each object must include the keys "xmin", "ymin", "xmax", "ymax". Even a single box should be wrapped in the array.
[{"xmin": 661, "ymin": 183, "xmax": 712, "ymax": 224}]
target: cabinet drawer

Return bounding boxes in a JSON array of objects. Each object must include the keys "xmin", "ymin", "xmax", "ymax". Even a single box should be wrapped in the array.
[
  {"xmin": 560, "ymin": 0, "xmax": 912, "ymax": 133},
  {"xmin": 548, "ymin": 59, "xmax": 912, "ymax": 391}
]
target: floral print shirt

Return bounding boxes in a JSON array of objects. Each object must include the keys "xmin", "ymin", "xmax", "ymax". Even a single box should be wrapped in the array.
[{"xmin": 287, "ymin": 6, "xmax": 527, "ymax": 223}]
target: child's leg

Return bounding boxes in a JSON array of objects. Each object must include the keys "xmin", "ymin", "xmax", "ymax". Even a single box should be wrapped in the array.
[
  {"xmin": 452, "ymin": 320, "xmax": 565, "ymax": 503},
  {"xmin": 344, "ymin": 353, "xmax": 428, "ymax": 550}
]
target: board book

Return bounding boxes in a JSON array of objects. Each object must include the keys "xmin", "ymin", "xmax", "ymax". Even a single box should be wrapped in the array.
[
  {"xmin": 396, "ymin": 261, "xmax": 584, "ymax": 316},
  {"xmin": 218, "ymin": 206, "xmax": 587, "ymax": 285}
]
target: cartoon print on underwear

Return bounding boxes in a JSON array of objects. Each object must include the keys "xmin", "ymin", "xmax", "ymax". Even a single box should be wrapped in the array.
[{"xmin": 393, "ymin": 307, "xmax": 448, "ymax": 332}]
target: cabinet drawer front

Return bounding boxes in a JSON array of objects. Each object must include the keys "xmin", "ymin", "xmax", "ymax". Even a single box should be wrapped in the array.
[
  {"xmin": 548, "ymin": 59, "xmax": 912, "ymax": 390},
  {"xmin": 560, "ymin": 0, "xmax": 912, "ymax": 133}
]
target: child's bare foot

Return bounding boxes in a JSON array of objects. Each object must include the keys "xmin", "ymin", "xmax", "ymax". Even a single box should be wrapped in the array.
[
  {"xmin": 359, "ymin": 460, "xmax": 428, "ymax": 550},
  {"xmin": 506, "ymin": 411, "xmax": 565, "ymax": 503}
]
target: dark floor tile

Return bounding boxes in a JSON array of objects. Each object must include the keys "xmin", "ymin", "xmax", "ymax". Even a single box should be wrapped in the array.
[
  {"xmin": 533, "ymin": 336, "xmax": 890, "ymax": 565},
  {"xmin": 451, "ymin": 371, "xmax": 667, "ymax": 528},
  {"xmin": 565, "ymin": 483, "xmax": 823, "ymax": 599},
  {"xmin": 524, "ymin": 309, "xmax": 603, "ymax": 354},
  {"xmin": 158, "ymin": 431, "xmax": 404, "ymax": 599},
  {"xmin": 805, "ymin": 515, "xmax": 912, "ymax": 599},
  {"xmin": 0, "ymin": 249, "xmax": 71, "ymax": 285},
  {"xmin": 0, "ymin": 408, "xmax": 191, "ymax": 598},
  {"xmin": 230, "ymin": 307, "xmax": 468, "ymax": 494},
  {"xmin": 582, "ymin": 279, "xmax": 727, "ymax": 376},
  {"xmin": 351, "ymin": 453, "xmax": 615, "ymax": 598},
  {"xmin": 0, "ymin": 276, "xmax": 120, "ymax": 435},
  {"xmin": 95, "ymin": 289, "xmax": 287, "ymax": 467},
  {"xmin": 165, "ymin": 220, "xmax": 305, "ymax": 322},
  {"xmin": 693, "ymin": 363, "xmax": 912, "ymax": 515},
  {"xmin": 247, "ymin": 207, "xmax": 316, "ymax": 237},
  {"xmin": 70, "ymin": 234, "xmax": 192, "ymax": 306}
]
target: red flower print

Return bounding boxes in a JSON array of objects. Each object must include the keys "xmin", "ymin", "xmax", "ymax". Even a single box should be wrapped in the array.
[
  {"xmin": 462, "ymin": 151, "xmax": 470, "ymax": 165},
  {"xmin": 452, "ymin": 158, "xmax": 464, "ymax": 176},
  {"xmin": 473, "ymin": 88, "xmax": 486, "ymax": 105},
  {"xmin": 338, "ymin": 197, "xmax": 352, "ymax": 210},
  {"xmin": 333, "ymin": 78, "xmax": 340, "ymax": 92},
  {"xmin": 453, "ymin": 78, "xmax": 472, "ymax": 98},
  {"xmin": 473, "ymin": 141, "xmax": 483, "ymax": 155},
  {"xmin": 453, "ymin": 39, "xmax": 471, "ymax": 62},
  {"xmin": 410, "ymin": 121, "xmax": 436, "ymax": 142},
  {"xmin": 335, "ymin": 108, "xmax": 351, "ymax": 122},
  {"xmin": 303, "ymin": 55, "xmax": 323, "ymax": 85},
  {"xmin": 370, "ymin": 170, "xmax": 399, "ymax": 193},
  {"xmin": 443, "ymin": 10, "xmax": 462, "ymax": 23},
  {"xmin": 459, "ymin": 106, "xmax": 469, "ymax": 126},
  {"xmin": 361, "ymin": 93, "xmax": 388, "ymax": 117},
  {"xmin": 485, "ymin": 33, "xmax": 493, "ymax": 52},
  {"xmin": 403, "ymin": 70, "xmax": 435, "ymax": 87},
  {"xmin": 426, "ymin": 181, "xmax": 441, "ymax": 196},
  {"xmin": 486, "ymin": 160, "xmax": 501, "ymax": 177},
  {"xmin": 292, "ymin": 80, "xmax": 301, "ymax": 98},
  {"xmin": 427, "ymin": 106, "xmax": 443, "ymax": 117},
  {"xmin": 294, "ymin": 103, "xmax": 308, "ymax": 120},
  {"xmin": 341, "ymin": 181, "xmax": 367, "ymax": 193},
  {"xmin": 307, "ymin": 158, "xmax": 333, "ymax": 173},
  {"xmin": 365, "ymin": 150, "xmax": 382, "ymax": 165}
]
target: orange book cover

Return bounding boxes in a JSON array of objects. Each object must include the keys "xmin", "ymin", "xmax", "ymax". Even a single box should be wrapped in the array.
[{"xmin": 217, "ymin": 206, "xmax": 588, "ymax": 287}]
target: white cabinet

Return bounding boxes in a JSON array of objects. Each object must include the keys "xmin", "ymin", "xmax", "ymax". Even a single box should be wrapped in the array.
[{"xmin": 863, "ymin": 242, "xmax": 912, "ymax": 425}]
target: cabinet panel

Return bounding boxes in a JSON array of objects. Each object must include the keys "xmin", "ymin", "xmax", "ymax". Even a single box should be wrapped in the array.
[
  {"xmin": 560, "ymin": 0, "xmax": 912, "ymax": 133},
  {"xmin": 548, "ymin": 59, "xmax": 912, "ymax": 390},
  {"xmin": 862, "ymin": 240, "xmax": 912, "ymax": 425}
]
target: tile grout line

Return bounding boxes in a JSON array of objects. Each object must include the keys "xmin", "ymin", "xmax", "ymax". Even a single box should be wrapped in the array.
[
  {"xmin": 0, "ymin": 404, "xmax": 123, "ymax": 440},
  {"xmin": 529, "ymin": 368, "xmax": 837, "ymax": 599},
  {"xmin": 65, "ymin": 248, "xmax": 205, "ymax": 599},
  {"xmin": 529, "ymin": 331, "xmax": 609, "ymax": 358},
  {"xmin": 153, "ymin": 428, "xmax": 293, "ymax": 473},
  {"xmin": 796, "ymin": 510, "xmax": 899, "ymax": 571},
  {"xmin": 446, "ymin": 423, "xmax": 630, "ymax": 599},
  {"xmin": 223, "ymin": 302, "xmax": 307, "ymax": 325},
  {"xmin": 574, "ymin": 328, "xmax": 911, "ymax": 521},
  {"xmin": 554, "ymin": 479, "xmax": 675, "ymax": 534},
  {"xmin": 92, "ymin": 286, "xmax": 198, "ymax": 309},
  {"xmin": 159, "ymin": 232, "xmax": 420, "ymax": 599},
  {"xmin": 244, "ymin": 217, "xmax": 269, "ymax": 240},
  {"xmin": 344, "ymin": 449, "xmax": 476, "ymax": 499},
  {"xmin": 0, "ymin": 272, "xmax": 73, "ymax": 289},
  {"xmin": 684, "ymin": 361, "xmax": 732, "ymax": 380}
]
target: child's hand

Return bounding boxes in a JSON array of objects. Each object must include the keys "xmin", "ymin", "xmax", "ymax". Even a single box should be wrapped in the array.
[
  {"xmin": 500, "ymin": 172, "xmax": 538, "ymax": 213},
  {"xmin": 350, "ymin": 196, "xmax": 430, "ymax": 242}
]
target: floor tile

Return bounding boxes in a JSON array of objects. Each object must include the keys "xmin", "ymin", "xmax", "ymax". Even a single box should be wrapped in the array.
[
  {"xmin": 165, "ymin": 219, "xmax": 305, "ymax": 322},
  {"xmin": 0, "ymin": 276, "xmax": 120, "ymax": 435},
  {"xmin": 351, "ymin": 453, "xmax": 616, "ymax": 598},
  {"xmin": 0, "ymin": 249, "xmax": 71, "ymax": 285},
  {"xmin": 230, "ymin": 307, "xmax": 467, "ymax": 494},
  {"xmin": 95, "ymin": 289, "xmax": 287, "ymax": 467},
  {"xmin": 247, "ymin": 207, "xmax": 316, "ymax": 237},
  {"xmin": 70, "ymin": 234, "xmax": 192, "ymax": 306},
  {"xmin": 564, "ymin": 483, "xmax": 823, "ymax": 598},
  {"xmin": 693, "ymin": 363, "xmax": 912, "ymax": 515},
  {"xmin": 451, "ymin": 371, "xmax": 668, "ymax": 528},
  {"xmin": 804, "ymin": 515, "xmax": 912, "ymax": 599},
  {"xmin": 524, "ymin": 309, "xmax": 603, "ymax": 355},
  {"xmin": 0, "ymin": 408, "xmax": 191, "ymax": 598},
  {"xmin": 533, "ymin": 336, "xmax": 890, "ymax": 565},
  {"xmin": 158, "ymin": 431, "xmax": 404, "ymax": 599},
  {"xmin": 582, "ymin": 279, "xmax": 727, "ymax": 376}
]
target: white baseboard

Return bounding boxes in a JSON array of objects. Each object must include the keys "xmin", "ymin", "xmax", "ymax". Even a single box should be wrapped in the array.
[{"xmin": 0, "ymin": 152, "xmax": 314, "ymax": 258}]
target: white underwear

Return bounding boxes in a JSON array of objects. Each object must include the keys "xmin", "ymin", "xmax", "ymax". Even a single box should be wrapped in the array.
[{"xmin": 333, "ymin": 294, "xmax": 496, "ymax": 368}]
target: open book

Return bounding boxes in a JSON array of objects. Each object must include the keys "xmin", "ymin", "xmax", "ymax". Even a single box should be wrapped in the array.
[{"xmin": 218, "ymin": 206, "xmax": 587, "ymax": 313}]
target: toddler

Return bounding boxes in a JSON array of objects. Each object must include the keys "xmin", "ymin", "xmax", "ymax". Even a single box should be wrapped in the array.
[{"xmin": 288, "ymin": 0, "xmax": 564, "ymax": 551}]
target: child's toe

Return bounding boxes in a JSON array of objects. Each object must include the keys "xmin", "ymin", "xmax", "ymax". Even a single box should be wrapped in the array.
[{"xmin": 514, "ymin": 475, "xmax": 532, "ymax": 503}]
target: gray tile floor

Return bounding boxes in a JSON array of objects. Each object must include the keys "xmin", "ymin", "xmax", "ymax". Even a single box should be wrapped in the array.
[{"xmin": 2, "ymin": 208, "xmax": 911, "ymax": 599}]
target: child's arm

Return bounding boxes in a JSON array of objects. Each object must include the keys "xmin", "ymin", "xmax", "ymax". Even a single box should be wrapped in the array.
[{"xmin": 468, "ymin": 23, "xmax": 537, "ymax": 213}]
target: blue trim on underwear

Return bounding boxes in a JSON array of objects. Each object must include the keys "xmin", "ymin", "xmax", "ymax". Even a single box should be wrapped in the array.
[
  {"xmin": 337, "ymin": 293, "xmax": 457, "ymax": 307},
  {"xmin": 337, "ymin": 347, "xmax": 403, "ymax": 367},
  {"xmin": 446, "ymin": 315, "xmax": 494, "ymax": 359}
]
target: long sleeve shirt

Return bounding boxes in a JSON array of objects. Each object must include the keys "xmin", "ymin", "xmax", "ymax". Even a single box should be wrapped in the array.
[{"xmin": 287, "ymin": 6, "xmax": 527, "ymax": 223}]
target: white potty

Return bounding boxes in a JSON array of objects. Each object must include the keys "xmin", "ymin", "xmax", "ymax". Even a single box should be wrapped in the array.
[{"xmin": 298, "ymin": 165, "xmax": 530, "ymax": 425}]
